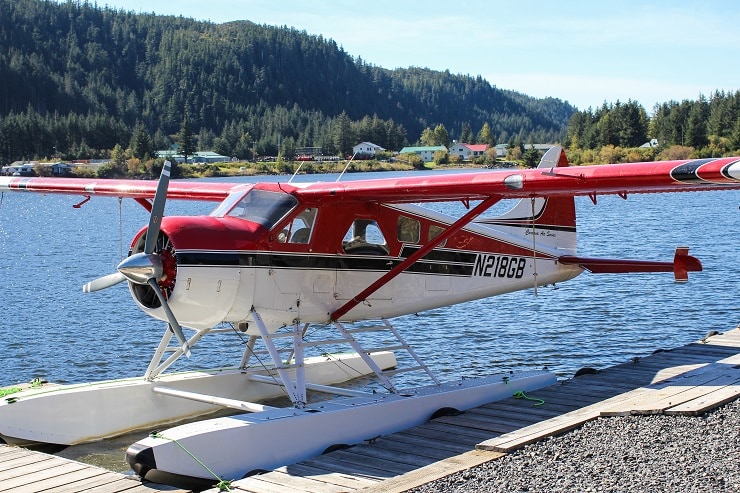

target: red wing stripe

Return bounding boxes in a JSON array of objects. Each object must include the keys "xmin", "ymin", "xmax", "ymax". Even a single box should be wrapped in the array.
[{"xmin": 697, "ymin": 159, "xmax": 740, "ymax": 183}]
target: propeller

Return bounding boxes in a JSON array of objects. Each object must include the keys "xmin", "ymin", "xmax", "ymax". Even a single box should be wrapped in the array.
[{"xmin": 82, "ymin": 160, "xmax": 191, "ymax": 356}]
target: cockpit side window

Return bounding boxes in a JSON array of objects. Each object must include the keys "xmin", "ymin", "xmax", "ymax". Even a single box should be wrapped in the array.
[
  {"xmin": 276, "ymin": 207, "xmax": 318, "ymax": 244},
  {"xmin": 342, "ymin": 218, "xmax": 389, "ymax": 255},
  {"xmin": 225, "ymin": 189, "xmax": 298, "ymax": 229}
]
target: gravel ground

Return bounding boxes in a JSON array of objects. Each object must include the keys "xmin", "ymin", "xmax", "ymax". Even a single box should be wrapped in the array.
[{"xmin": 408, "ymin": 398, "xmax": 740, "ymax": 493}]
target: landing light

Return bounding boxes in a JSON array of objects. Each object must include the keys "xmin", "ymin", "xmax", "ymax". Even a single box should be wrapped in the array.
[{"xmin": 504, "ymin": 174, "xmax": 524, "ymax": 190}]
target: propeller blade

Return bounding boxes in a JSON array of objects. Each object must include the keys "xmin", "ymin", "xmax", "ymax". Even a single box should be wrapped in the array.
[
  {"xmin": 144, "ymin": 160, "xmax": 172, "ymax": 255},
  {"xmin": 147, "ymin": 278, "xmax": 190, "ymax": 357},
  {"xmin": 82, "ymin": 272, "xmax": 126, "ymax": 293}
]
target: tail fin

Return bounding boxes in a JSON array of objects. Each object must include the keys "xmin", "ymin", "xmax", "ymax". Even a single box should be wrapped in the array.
[{"xmin": 476, "ymin": 146, "xmax": 577, "ymax": 253}]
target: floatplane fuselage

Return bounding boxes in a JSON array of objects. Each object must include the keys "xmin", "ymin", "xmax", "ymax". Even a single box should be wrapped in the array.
[{"xmin": 137, "ymin": 189, "xmax": 582, "ymax": 333}]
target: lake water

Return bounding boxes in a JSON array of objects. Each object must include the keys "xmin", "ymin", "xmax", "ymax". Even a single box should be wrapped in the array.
[{"xmin": 1, "ymin": 170, "xmax": 738, "ymax": 392}]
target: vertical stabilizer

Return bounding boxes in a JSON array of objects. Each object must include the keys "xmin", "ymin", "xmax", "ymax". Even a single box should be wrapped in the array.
[{"xmin": 475, "ymin": 146, "xmax": 577, "ymax": 254}]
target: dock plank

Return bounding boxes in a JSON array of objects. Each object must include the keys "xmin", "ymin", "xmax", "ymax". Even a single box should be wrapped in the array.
[
  {"xmin": 664, "ymin": 383, "xmax": 740, "ymax": 415},
  {"xmin": 361, "ymin": 450, "xmax": 505, "ymax": 493},
  {"xmin": 280, "ymin": 463, "xmax": 379, "ymax": 489},
  {"xmin": 0, "ymin": 445, "xmax": 190, "ymax": 493},
  {"xmin": 368, "ymin": 437, "xmax": 463, "ymax": 463},
  {"xmin": 340, "ymin": 442, "xmax": 438, "ymax": 468},
  {"xmin": 412, "ymin": 420, "xmax": 503, "ymax": 442},
  {"xmin": 393, "ymin": 428, "xmax": 481, "ymax": 449},
  {"xmin": 386, "ymin": 431, "xmax": 473, "ymax": 455},
  {"xmin": 53, "ymin": 476, "xmax": 143, "ymax": 493},
  {"xmin": 238, "ymin": 471, "xmax": 348, "ymax": 493},
  {"xmin": 600, "ymin": 362, "xmax": 740, "ymax": 416},
  {"xmin": 8, "ymin": 467, "xmax": 109, "ymax": 493},
  {"xmin": 0, "ymin": 461, "xmax": 94, "ymax": 492},
  {"xmin": 0, "ymin": 454, "xmax": 56, "ymax": 475}
]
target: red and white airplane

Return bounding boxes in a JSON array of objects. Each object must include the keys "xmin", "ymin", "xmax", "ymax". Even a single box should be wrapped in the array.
[{"xmin": 1, "ymin": 146, "xmax": 739, "ymax": 487}]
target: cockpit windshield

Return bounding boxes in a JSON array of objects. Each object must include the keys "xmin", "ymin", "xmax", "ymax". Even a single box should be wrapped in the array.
[{"xmin": 215, "ymin": 189, "xmax": 298, "ymax": 230}]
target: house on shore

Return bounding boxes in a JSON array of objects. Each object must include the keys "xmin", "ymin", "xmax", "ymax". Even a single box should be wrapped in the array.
[
  {"xmin": 352, "ymin": 142, "xmax": 385, "ymax": 158},
  {"xmin": 156, "ymin": 150, "xmax": 232, "ymax": 164},
  {"xmin": 398, "ymin": 146, "xmax": 448, "ymax": 162},
  {"xmin": 2, "ymin": 162, "xmax": 36, "ymax": 176},
  {"xmin": 448, "ymin": 143, "xmax": 488, "ymax": 161}
]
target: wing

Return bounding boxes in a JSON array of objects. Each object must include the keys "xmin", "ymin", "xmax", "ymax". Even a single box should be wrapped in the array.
[
  {"xmin": 292, "ymin": 151, "xmax": 740, "ymax": 203},
  {"xmin": 0, "ymin": 176, "xmax": 244, "ymax": 201},
  {"xmin": 2, "ymin": 149, "xmax": 739, "ymax": 204}
]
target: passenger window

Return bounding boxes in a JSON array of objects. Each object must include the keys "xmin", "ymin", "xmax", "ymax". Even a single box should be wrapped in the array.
[
  {"xmin": 277, "ymin": 207, "xmax": 317, "ymax": 244},
  {"xmin": 342, "ymin": 219, "xmax": 389, "ymax": 255},
  {"xmin": 429, "ymin": 224, "xmax": 447, "ymax": 247},
  {"xmin": 397, "ymin": 216, "xmax": 420, "ymax": 243}
]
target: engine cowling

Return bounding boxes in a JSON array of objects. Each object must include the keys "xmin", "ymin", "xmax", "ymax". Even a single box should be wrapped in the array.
[{"xmin": 127, "ymin": 216, "xmax": 265, "ymax": 329}]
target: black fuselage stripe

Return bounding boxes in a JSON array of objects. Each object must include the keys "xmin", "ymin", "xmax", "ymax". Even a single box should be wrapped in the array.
[
  {"xmin": 176, "ymin": 251, "xmax": 475, "ymax": 276},
  {"xmin": 473, "ymin": 221, "xmax": 576, "ymax": 232}
]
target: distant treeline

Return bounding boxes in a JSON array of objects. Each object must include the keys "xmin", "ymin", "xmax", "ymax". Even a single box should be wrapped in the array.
[
  {"xmin": 565, "ymin": 93, "xmax": 740, "ymax": 163},
  {"xmin": 0, "ymin": 0, "xmax": 573, "ymax": 164}
]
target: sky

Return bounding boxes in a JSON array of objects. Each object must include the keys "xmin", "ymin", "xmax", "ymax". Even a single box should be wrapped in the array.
[{"xmin": 96, "ymin": 0, "xmax": 740, "ymax": 112}]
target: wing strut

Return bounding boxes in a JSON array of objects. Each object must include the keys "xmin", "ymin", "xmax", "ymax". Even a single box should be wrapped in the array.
[
  {"xmin": 331, "ymin": 195, "xmax": 503, "ymax": 321},
  {"xmin": 530, "ymin": 198, "xmax": 539, "ymax": 296}
]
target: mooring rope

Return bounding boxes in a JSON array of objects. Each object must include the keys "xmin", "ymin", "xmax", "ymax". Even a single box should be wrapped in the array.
[
  {"xmin": 0, "ymin": 387, "xmax": 21, "ymax": 399},
  {"xmin": 503, "ymin": 376, "xmax": 545, "ymax": 406},
  {"xmin": 2, "ymin": 378, "xmax": 46, "ymax": 400},
  {"xmin": 150, "ymin": 432, "xmax": 233, "ymax": 491}
]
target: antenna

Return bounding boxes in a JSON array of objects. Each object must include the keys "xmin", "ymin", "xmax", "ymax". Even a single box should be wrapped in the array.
[
  {"xmin": 336, "ymin": 152, "xmax": 358, "ymax": 182},
  {"xmin": 288, "ymin": 161, "xmax": 305, "ymax": 183}
]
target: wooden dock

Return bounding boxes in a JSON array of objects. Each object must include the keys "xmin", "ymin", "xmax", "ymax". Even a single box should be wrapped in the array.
[
  {"xmin": 203, "ymin": 327, "xmax": 740, "ymax": 493},
  {"xmin": 0, "ymin": 444, "xmax": 190, "ymax": 493}
]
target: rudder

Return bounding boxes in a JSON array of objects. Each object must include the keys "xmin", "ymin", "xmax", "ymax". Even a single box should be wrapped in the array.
[{"xmin": 475, "ymin": 146, "xmax": 577, "ymax": 253}]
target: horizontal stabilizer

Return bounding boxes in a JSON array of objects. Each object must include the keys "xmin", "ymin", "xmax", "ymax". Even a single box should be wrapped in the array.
[{"xmin": 558, "ymin": 247, "xmax": 701, "ymax": 283}]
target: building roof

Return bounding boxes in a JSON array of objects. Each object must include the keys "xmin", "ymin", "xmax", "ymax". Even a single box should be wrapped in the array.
[
  {"xmin": 463, "ymin": 144, "xmax": 488, "ymax": 152},
  {"xmin": 354, "ymin": 142, "xmax": 386, "ymax": 151},
  {"xmin": 399, "ymin": 146, "xmax": 448, "ymax": 153}
]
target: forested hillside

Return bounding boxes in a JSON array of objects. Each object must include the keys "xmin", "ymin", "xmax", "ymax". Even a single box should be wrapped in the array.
[
  {"xmin": 564, "ymin": 93, "xmax": 740, "ymax": 164},
  {"xmin": 0, "ymin": 0, "xmax": 574, "ymax": 164}
]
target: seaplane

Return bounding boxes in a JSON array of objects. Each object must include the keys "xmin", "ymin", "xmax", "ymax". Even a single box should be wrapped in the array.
[{"xmin": 1, "ymin": 146, "xmax": 739, "ymax": 488}]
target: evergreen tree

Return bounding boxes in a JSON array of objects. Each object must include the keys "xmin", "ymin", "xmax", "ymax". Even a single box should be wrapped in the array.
[
  {"xmin": 419, "ymin": 127, "xmax": 435, "ymax": 146},
  {"xmin": 522, "ymin": 145, "xmax": 541, "ymax": 168},
  {"xmin": 176, "ymin": 115, "xmax": 197, "ymax": 163},
  {"xmin": 477, "ymin": 122, "xmax": 494, "ymax": 146},
  {"xmin": 130, "ymin": 123, "xmax": 155, "ymax": 161},
  {"xmin": 459, "ymin": 122, "xmax": 473, "ymax": 144},
  {"xmin": 432, "ymin": 124, "xmax": 450, "ymax": 148},
  {"xmin": 731, "ymin": 117, "xmax": 740, "ymax": 149},
  {"xmin": 333, "ymin": 111, "xmax": 353, "ymax": 157},
  {"xmin": 110, "ymin": 144, "xmax": 127, "ymax": 174},
  {"xmin": 685, "ymin": 96, "xmax": 709, "ymax": 148}
]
